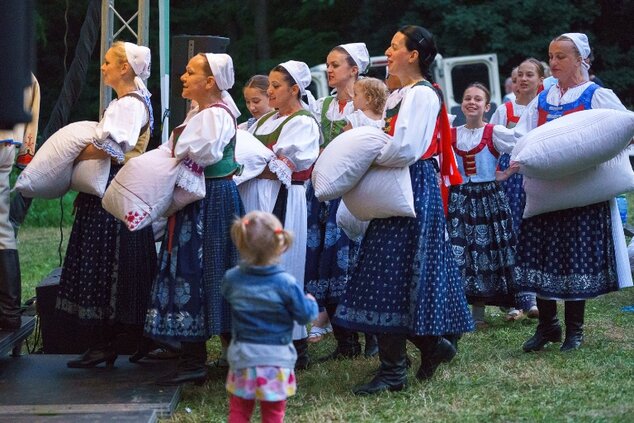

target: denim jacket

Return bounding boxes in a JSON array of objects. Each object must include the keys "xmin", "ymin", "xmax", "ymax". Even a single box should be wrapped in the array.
[{"xmin": 221, "ymin": 262, "xmax": 318, "ymax": 369}]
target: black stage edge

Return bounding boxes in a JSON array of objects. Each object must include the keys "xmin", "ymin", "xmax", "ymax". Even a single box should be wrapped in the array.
[
  {"xmin": 0, "ymin": 355, "xmax": 181, "ymax": 421},
  {"xmin": 0, "ymin": 410, "xmax": 157, "ymax": 422},
  {"xmin": 0, "ymin": 316, "xmax": 36, "ymax": 357}
]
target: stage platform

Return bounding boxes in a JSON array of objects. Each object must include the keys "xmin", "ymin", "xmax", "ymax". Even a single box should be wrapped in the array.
[
  {"xmin": 0, "ymin": 316, "xmax": 36, "ymax": 357},
  {"xmin": 0, "ymin": 354, "xmax": 181, "ymax": 422}
]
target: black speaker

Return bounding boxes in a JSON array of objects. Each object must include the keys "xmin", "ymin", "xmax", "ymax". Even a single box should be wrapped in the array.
[
  {"xmin": 36, "ymin": 268, "xmax": 136, "ymax": 354},
  {"xmin": 169, "ymin": 35, "xmax": 230, "ymax": 132}
]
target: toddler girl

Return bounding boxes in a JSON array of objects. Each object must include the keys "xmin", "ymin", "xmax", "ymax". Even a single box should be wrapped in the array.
[
  {"xmin": 238, "ymin": 75, "xmax": 273, "ymax": 130},
  {"xmin": 222, "ymin": 211, "xmax": 318, "ymax": 423},
  {"xmin": 447, "ymin": 83, "xmax": 518, "ymax": 328},
  {"xmin": 343, "ymin": 77, "xmax": 388, "ymax": 130}
]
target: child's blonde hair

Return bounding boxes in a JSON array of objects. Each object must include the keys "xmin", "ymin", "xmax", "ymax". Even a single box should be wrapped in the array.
[
  {"xmin": 230, "ymin": 211, "xmax": 293, "ymax": 266},
  {"xmin": 355, "ymin": 77, "xmax": 389, "ymax": 115}
]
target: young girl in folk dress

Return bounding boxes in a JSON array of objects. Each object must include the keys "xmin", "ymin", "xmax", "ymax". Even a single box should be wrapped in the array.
[
  {"xmin": 490, "ymin": 58, "xmax": 545, "ymax": 321},
  {"xmin": 239, "ymin": 75, "xmax": 273, "ymax": 131},
  {"xmin": 448, "ymin": 83, "xmax": 518, "ymax": 328},
  {"xmin": 222, "ymin": 211, "xmax": 318, "ymax": 423}
]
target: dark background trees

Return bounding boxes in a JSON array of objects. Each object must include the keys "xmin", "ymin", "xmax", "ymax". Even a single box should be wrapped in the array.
[{"xmin": 33, "ymin": 0, "xmax": 634, "ymax": 145}]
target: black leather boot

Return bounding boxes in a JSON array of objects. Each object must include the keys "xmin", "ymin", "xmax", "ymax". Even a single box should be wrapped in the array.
[
  {"xmin": 443, "ymin": 334, "xmax": 462, "ymax": 352},
  {"xmin": 353, "ymin": 334, "xmax": 408, "ymax": 395},
  {"xmin": 293, "ymin": 338, "xmax": 310, "ymax": 370},
  {"xmin": 364, "ymin": 333, "xmax": 379, "ymax": 358},
  {"xmin": 408, "ymin": 335, "xmax": 457, "ymax": 381},
  {"xmin": 0, "ymin": 249, "xmax": 22, "ymax": 331},
  {"xmin": 561, "ymin": 300, "xmax": 585, "ymax": 352},
  {"xmin": 523, "ymin": 298, "xmax": 562, "ymax": 352},
  {"xmin": 156, "ymin": 341, "xmax": 208, "ymax": 386},
  {"xmin": 316, "ymin": 304, "xmax": 361, "ymax": 362}
]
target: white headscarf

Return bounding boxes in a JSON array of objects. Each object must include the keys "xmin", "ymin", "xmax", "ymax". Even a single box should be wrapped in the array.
[
  {"xmin": 123, "ymin": 42, "xmax": 151, "ymax": 97},
  {"xmin": 204, "ymin": 53, "xmax": 241, "ymax": 118},
  {"xmin": 339, "ymin": 42, "xmax": 370, "ymax": 75},
  {"xmin": 278, "ymin": 60, "xmax": 316, "ymax": 111},
  {"xmin": 561, "ymin": 32, "xmax": 591, "ymax": 80}
]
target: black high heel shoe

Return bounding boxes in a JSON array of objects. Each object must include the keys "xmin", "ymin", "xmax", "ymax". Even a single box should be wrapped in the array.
[
  {"xmin": 67, "ymin": 348, "xmax": 118, "ymax": 368},
  {"xmin": 129, "ymin": 337, "xmax": 153, "ymax": 363}
]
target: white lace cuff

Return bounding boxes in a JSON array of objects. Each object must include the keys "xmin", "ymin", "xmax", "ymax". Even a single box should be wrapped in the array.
[
  {"xmin": 92, "ymin": 138, "xmax": 124, "ymax": 164},
  {"xmin": 268, "ymin": 158, "xmax": 292, "ymax": 188},
  {"xmin": 175, "ymin": 158, "xmax": 206, "ymax": 197}
]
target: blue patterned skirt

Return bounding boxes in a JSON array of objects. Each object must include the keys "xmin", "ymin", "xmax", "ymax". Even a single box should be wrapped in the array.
[
  {"xmin": 498, "ymin": 153, "xmax": 525, "ymax": 234},
  {"xmin": 447, "ymin": 181, "xmax": 517, "ymax": 307},
  {"xmin": 516, "ymin": 201, "xmax": 619, "ymax": 300},
  {"xmin": 144, "ymin": 178, "xmax": 244, "ymax": 342},
  {"xmin": 304, "ymin": 182, "xmax": 356, "ymax": 306},
  {"xmin": 56, "ymin": 165, "xmax": 157, "ymax": 326},
  {"xmin": 334, "ymin": 160, "xmax": 474, "ymax": 336}
]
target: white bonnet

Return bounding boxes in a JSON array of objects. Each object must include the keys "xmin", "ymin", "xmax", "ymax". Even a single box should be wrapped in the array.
[
  {"xmin": 203, "ymin": 53, "xmax": 240, "ymax": 118},
  {"xmin": 561, "ymin": 32, "xmax": 591, "ymax": 60},
  {"xmin": 123, "ymin": 42, "xmax": 151, "ymax": 79},
  {"xmin": 339, "ymin": 42, "xmax": 370, "ymax": 74},
  {"xmin": 204, "ymin": 53, "xmax": 235, "ymax": 90},
  {"xmin": 278, "ymin": 60, "xmax": 311, "ymax": 96}
]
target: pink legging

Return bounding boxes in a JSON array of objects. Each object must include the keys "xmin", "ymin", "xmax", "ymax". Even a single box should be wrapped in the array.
[{"xmin": 228, "ymin": 395, "xmax": 286, "ymax": 423}]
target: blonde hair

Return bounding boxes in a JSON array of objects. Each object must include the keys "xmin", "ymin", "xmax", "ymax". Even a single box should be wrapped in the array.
[
  {"xmin": 230, "ymin": 211, "xmax": 293, "ymax": 266},
  {"xmin": 110, "ymin": 41, "xmax": 129, "ymax": 66},
  {"xmin": 355, "ymin": 77, "xmax": 389, "ymax": 115}
]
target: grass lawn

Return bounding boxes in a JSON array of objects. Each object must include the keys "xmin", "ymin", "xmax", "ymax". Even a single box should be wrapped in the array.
[{"xmin": 13, "ymin": 194, "xmax": 634, "ymax": 422}]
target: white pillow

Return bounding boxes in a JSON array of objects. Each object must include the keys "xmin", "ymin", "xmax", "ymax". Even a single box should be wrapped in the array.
[
  {"xmin": 523, "ymin": 150, "xmax": 634, "ymax": 218},
  {"xmin": 233, "ymin": 129, "xmax": 275, "ymax": 186},
  {"xmin": 102, "ymin": 148, "xmax": 180, "ymax": 231},
  {"xmin": 512, "ymin": 109, "xmax": 634, "ymax": 180},
  {"xmin": 15, "ymin": 121, "xmax": 99, "ymax": 198},
  {"xmin": 70, "ymin": 158, "xmax": 111, "ymax": 197},
  {"xmin": 342, "ymin": 165, "xmax": 416, "ymax": 221},
  {"xmin": 312, "ymin": 126, "xmax": 387, "ymax": 201},
  {"xmin": 336, "ymin": 201, "xmax": 369, "ymax": 241},
  {"xmin": 163, "ymin": 186, "xmax": 205, "ymax": 217}
]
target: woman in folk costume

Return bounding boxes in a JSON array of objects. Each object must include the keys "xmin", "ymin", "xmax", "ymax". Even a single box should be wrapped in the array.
[
  {"xmin": 490, "ymin": 58, "xmax": 545, "ymax": 321},
  {"xmin": 305, "ymin": 43, "xmax": 378, "ymax": 359},
  {"xmin": 510, "ymin": 33, "xmax": 630, "ymax": 353},
  {"xmin": 58, "ymin": 42, "xmax": 157, "ymax": 369},
  {"xmin": 239, "ymin": 60, "xmax": 321, "ymax": 370},
  {"xmin": 334, "ymin": 26, "xmax": 474, "ymax": 395},
  {"xmin": 144, "ymin": 53, "xmax": 245, "ymax": 385}
]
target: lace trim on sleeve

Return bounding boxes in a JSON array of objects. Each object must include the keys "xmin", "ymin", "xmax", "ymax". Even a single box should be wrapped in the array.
[
  {"xmin": 268, "ymin": 158, "xmax": 292, "ymax": 188},
  {"xmin": 92, "ymin": 138, "xmax": 124, "ymax": 163},
  {"xmin": 174, "ymin": 157, "xmax": 206, "ymax": 197}
]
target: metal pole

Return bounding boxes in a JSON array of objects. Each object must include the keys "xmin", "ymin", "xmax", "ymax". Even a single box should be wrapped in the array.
[
  {"xmin": 99, "ymin": 0, "xmax": 149, "ymax": 116},
  {"xmin": 99, "ymin": 0, "xmax": 114, "ymax": 117}
]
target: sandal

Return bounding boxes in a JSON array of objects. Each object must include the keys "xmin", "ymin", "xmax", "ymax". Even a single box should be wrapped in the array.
[
  {"xmin": 504, "ymin": 308, "xmax": 525, "ymax": 321},
  {"xmin": 307, "ymin": 323, "xmax": 332, "ymax": 343}
]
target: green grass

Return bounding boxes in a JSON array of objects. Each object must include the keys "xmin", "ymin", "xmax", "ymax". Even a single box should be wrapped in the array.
[{"xmin": 13, "ymin": 194, "xmax": 634, "ymax": 422}]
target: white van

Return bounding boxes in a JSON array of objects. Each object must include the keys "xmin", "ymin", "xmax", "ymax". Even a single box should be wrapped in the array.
[{"xmin": 309, "ymin": 53, "xmax": 502, "ymax": 126}]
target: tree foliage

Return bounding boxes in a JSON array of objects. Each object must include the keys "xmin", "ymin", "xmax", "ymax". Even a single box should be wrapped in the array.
[{"xmin": 32, "ymin": 0, "xmax": 634, "ymax": 143}]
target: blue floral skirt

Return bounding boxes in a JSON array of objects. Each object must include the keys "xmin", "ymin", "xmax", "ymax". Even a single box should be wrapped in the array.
[
  {"xmin": 334, "ymin": 159, "xmax": 474, "ymax": 336},
  {"xmin": 516, "ymin": 201, "xmax": 619, "ymax": 300},
  {"xmin": 56, "ymin": 165, "xmax": 157, "ymax": 326},
  {"xmin": 304, "ymin": 182, "xmax": 356, "ymax": 306},
  {"xmin": 498, "ymin": 153, "xmax": 525, "ymax": 233},
  {"xmin": 144, "ymin": 178, "xmax": 244, "ymax": 342},
  {"xmin": 447, "ymin": 181, "xmax": 516, "ymax": 307}
]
